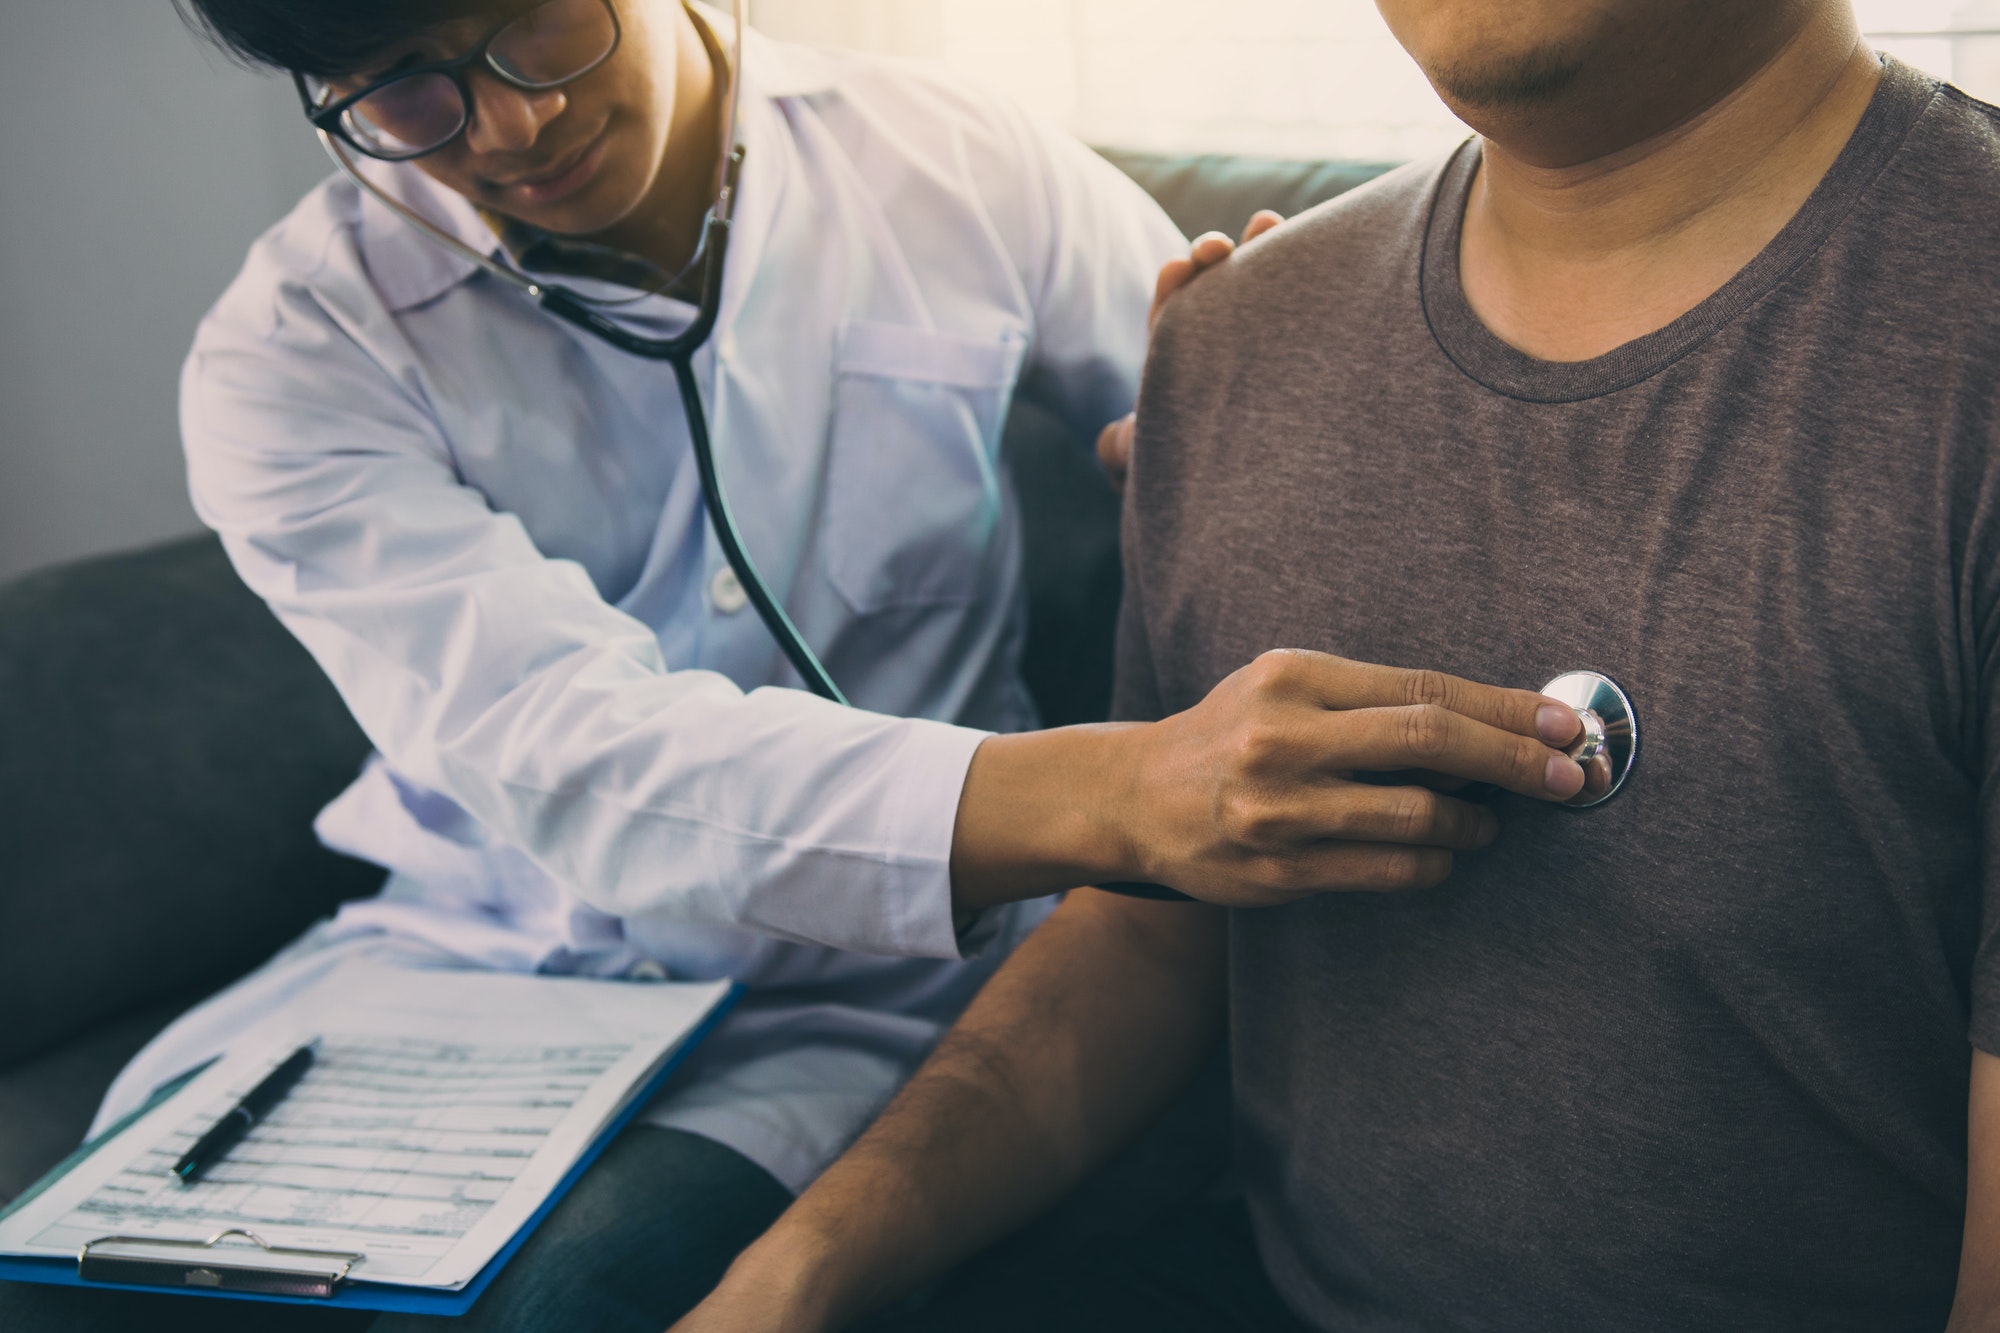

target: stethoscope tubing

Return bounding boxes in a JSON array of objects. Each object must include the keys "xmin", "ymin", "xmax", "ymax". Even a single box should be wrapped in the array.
[{"xmin": 539, "ymin": 183, "xmax": 845, "ymax": 705}]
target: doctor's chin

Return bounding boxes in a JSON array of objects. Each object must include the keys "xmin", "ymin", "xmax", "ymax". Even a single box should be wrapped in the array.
[{"xmin": 5, "ymin": 2, "xmax": 2000, "ymax": 1331}]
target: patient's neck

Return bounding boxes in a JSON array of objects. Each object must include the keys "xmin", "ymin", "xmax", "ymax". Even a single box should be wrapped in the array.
[{"xmin": 1457, "ymin": 8, "xmax": 1881, "ymax": 363}]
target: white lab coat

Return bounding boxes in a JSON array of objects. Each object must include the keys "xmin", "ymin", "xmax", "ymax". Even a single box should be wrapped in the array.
[{"xmin": 92, "ymin": 22, "xmax": 1184, "ymax": 1191}]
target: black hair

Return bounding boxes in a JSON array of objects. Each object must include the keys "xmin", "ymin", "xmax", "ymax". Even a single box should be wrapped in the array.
[{"xmin": 172, "ymin": 0, "xmax": 498, "ymax": 77}]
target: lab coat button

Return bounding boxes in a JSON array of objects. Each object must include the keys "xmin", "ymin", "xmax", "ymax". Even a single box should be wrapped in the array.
[{"xmin": 710, "ymin": 567, "xmax": 749, "ymax": 615}]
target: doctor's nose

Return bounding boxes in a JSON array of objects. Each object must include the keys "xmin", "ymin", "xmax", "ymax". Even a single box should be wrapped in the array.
[{"xmin": 463, "ymin": 72, "xmax": 568, "ymax": 157}]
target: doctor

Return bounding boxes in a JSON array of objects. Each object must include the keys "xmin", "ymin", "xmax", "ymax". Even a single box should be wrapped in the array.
[{"xmin": 0, "ymin": 2, "xmax": 1590, "ymax": 1330}]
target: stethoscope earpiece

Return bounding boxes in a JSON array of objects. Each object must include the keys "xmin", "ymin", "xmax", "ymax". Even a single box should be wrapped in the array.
[{"xmin": 1540, "ymin": 671, "xmax": 1639, "ymax": 808}]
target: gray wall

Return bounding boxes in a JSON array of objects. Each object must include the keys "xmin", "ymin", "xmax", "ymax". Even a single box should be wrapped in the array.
[{"xmin": 0, "ymin": 2, "xmax": 330, "ymax": 582}]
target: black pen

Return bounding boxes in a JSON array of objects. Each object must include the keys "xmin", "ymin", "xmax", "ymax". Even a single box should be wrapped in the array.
[{"xmin": 171, "ymin": 1040, "xmax": 317, "ymax": 1186}]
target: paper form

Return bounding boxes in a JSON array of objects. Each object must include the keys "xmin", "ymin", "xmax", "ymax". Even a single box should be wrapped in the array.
[{"xmin": 0, "ymin": 959, "xmax": 731, "ymax": 1290}]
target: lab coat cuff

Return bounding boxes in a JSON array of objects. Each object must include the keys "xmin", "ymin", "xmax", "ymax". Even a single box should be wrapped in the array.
[{"xmin": 881, "ymin": 718, "xmax": 993, "ymax": 961}]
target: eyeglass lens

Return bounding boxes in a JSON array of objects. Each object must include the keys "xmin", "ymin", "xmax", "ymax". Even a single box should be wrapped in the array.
[
  {"xmin": 328, "ymin": 0, "xmax": 617, "ymax": 160},
  {"xmin": 342, "ymin": 74, "xmax": 467, "ymax": 159},
  {"xmin": 488, "ymin": 0, "xmax": 619, "ymax": 85}
]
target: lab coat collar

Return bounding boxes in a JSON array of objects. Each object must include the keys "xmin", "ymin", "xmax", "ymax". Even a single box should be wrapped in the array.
[
  {"xmin": 353, "ymin": 157, "xmax": 498, "ymax": 313},
  {"xmin": 717, "ymin": 6, "xmax": 840, "ymax": 99},
  {"xmin": 706, "ymin": 19, "xmax": 815, "ymax": 348},
  {"xmin": 355, "ymin": 7, "xmax": 834, "ymax": 315}
]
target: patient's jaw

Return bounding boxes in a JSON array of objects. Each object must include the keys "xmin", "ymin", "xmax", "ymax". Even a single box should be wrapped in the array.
[{"xmin": 1374, "ymin": 0, "xmax": 1838, "ymax": 167}]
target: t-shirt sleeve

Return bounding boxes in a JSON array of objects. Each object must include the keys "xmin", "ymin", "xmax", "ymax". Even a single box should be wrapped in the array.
[{"xmin": 1110, "ymin": 499, "xmax": 1167, "ymax": 725}]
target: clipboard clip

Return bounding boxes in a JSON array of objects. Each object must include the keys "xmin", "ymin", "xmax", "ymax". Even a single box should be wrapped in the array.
[{"xmin": 78, "ymin": 1228, "xmax": 365, "ymax": 1299}]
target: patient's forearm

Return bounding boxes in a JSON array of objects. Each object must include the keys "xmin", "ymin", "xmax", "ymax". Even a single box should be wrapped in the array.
[
  {"xmin": 684, "ymin": 891, "xmax": 1228, "ymax": 1332},
  {"xmin": 1950, "ymin": 1051, "xmax": 2000, "ymax": 1330}
]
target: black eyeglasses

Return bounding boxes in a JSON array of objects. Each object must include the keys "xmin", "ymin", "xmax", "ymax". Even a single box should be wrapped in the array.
[{"xmin": 296, "ymin": 0, "xmax": 622, "ymax": 162}]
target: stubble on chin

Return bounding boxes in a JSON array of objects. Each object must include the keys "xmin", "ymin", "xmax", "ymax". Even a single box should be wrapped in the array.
[{"xmin": 1429, "ymin": 44, "xmax": 1587, "ymax": 109}]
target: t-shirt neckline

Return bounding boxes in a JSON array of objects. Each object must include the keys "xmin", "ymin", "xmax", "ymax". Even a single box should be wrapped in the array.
[{"xmin": 1420, "ymin": 56, "xmax": 1938, "ymax": 405}]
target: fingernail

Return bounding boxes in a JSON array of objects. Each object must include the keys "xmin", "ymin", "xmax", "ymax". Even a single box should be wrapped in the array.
[
  {"xmin": 1476, "ymin": 811, "xmax": 1500, "ymax": 845},
  {"xmin": 1536, "ymin": 703, "xmax": 1580, "ymax": 745},
  {"xmin": 1546, "ymin": 754, "xmax": 1584, "ymax": 798}
]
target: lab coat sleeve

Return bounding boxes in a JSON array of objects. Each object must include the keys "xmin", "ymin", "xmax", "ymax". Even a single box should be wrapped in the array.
[
  {"xmin": 180, "ymin": 271, "xmax": 988, "ymax": 961},
  {"xmin": 999, "ymin": 106, "xmax": 1188, "ymax": 441}
]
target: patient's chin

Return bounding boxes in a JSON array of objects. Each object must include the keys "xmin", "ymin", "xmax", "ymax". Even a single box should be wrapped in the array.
[{"xmin": 1428, "ymin": 45, "xmax": 1587, "ymax": 111}]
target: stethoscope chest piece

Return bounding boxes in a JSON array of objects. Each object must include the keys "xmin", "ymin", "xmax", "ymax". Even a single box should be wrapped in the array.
[{"xmin": 1540, "ymin": 671, "xmax": 1639, "ymax": 809}]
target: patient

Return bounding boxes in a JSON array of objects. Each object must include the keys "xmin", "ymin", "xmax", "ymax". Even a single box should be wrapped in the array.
[{"xmin": 671, "ymin": 1, "xmax": 2000, "ymax": 1329}]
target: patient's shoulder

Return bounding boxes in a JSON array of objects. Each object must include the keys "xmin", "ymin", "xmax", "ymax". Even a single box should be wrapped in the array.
[
  {"xmin": 1877, "ymin": 82, "xmax": 2000, "ymax": 279},
  {"xmin": 1156, "ymin": 151, "xmax": 1452, "ymax": 336},
  {"xmin": 1141, "ymin": 149, "xmax": 1453, "ymax": 409},
  {"xmin": 1277, "ymin": 154, "xmax": 1454, "ymax": 243}
]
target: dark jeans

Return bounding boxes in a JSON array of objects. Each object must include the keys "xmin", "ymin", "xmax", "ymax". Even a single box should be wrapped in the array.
[
  {"xmin": 869, "ymin": 1194, "xmax": 1309, "ymax": 1333},
  {"xmin": 0, "ymin": 1126, "xmax": 791, "ymax": 1333}
]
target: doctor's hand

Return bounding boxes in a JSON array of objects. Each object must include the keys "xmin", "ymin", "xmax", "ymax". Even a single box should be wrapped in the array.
[
  {"xmin": 1097, "ymin": 209, "xmax": 1286, "ymax": 491},
  {"xmin": 951, "ymin": 651, "xmax": 1586, "ymax": 915}
]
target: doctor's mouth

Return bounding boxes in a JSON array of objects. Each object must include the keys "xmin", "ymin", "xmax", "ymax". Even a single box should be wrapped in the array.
[{"xmin": 487, "ymin": 123, "xmax": 616, "ymax": 207}]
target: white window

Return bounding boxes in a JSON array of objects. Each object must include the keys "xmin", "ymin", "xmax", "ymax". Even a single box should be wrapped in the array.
[
  {"xmin": 754, "ymin": 1, "xmax": 2000, "ymax": 159},
  {"xmin": 1860, "ymin": 1, "xmax": 2000, "ymax": 98}
]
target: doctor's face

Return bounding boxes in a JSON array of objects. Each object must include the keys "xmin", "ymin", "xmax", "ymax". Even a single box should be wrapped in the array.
[
  {"xmin": 330, "ymin": 0, "xmax": 690, "ymax": 237},
  {"xmin": 1373, "ymin": 0, "xmax": 1843, "ymax": 164}
]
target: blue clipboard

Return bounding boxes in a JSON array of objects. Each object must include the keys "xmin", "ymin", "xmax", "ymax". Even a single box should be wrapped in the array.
[{"xmin": 0, "ymin": 984, "xmax": 742, "ymax": 1316}]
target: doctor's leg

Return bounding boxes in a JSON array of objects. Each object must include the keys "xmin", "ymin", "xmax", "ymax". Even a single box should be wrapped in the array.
[
  {"xmin": 369, "ymin": 1125, "xmax": 790, "ymax": 1333},
  {"xmin": 0, "ymin": 1280, "xmax": 369, "ymax": 1331}
]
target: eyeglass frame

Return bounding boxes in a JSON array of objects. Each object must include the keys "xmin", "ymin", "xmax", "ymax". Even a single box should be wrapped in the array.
[{"xmin": 292, "ymin": 0, "xmax": 624, "ymax": 162}]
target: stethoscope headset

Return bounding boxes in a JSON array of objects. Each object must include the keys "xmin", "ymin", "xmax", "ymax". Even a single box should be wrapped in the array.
[{"xmin": 309, "ymin": 0, "xmax": 1639, "ymax": 905}]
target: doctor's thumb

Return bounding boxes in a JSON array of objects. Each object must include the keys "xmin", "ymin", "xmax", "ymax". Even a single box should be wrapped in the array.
[{"xmin": 1097, "ymin": 414, "xmax": 1136, "ymax": 493}]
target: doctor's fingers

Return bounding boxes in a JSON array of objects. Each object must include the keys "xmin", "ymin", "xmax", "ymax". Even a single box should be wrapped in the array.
[
  {"xmin": 1151, "ymin": 254, "xmax": 1201, "ymax": 330},
  {"xmin": 1239, "ymin": 209, "xmax": 1285, "ymax": 246},
  {"xmin": 1216, "ymin": 696, "xmax": 1576, "ymax": 800},
  {"xmin": 1231, "ymin": 842, "xmax": 1459, "ymax": 902},
  {"xmin": 1301, "ymin": 704, "xmax": 1584, "ymax": 802},
  {"xmin": 1150, "ymin": 234, "xmax": 1232, "ymax": 329},
  {"xmin": 1228, "ymin": 782, "xmax": 1500, "ymax": 852},
  {"xmin": 1244, "ymin": 650, "xmax": 1583, "ymax": 750},
  {"xmin": 1097, "ymin": 414, "xmax": 1135, "ymax": 491},
  {"xmin": 1150, "ymin": 212, "xmax": 1287, "ymax": 327}
]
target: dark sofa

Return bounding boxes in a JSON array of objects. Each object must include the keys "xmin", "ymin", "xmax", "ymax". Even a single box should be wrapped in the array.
[{"xmin": 0, "ymin": 151, "xmax": 1394, "ymax": 1206}]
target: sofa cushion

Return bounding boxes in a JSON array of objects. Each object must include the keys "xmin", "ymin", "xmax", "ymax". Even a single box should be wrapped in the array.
[
  {"xmin": 0, "ymin": 536, "xmax": 383, "ymax": 1071},
  {"xmin": 0, "ymin": 995, "xmax": 201, "ymax": 1201},
  {"xmin": 1103, "ymin": 149, "xmax": 1399, "ymax": 245}
]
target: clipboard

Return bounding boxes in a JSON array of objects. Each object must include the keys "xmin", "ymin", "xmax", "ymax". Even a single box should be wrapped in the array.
[{"xmin": 0, "ymin": 985, "xmax": 740, "ymax": 1315}]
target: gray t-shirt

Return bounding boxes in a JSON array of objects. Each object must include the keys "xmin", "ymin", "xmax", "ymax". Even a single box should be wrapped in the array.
[{"xmin": 1116, "ymin": 59, "xmax": 2000, "ymax": 1331}]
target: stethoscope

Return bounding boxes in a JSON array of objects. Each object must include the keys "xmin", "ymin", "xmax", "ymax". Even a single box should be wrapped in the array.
[{"xmin": 318, "ymin": 0, "xmax": 1641, "ymax": 902}]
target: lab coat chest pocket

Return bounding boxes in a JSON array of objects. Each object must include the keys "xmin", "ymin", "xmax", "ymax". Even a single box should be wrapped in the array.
[{"xmin": 825, "ymin": 320, "xmax": 1026, "ymax": 612}]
